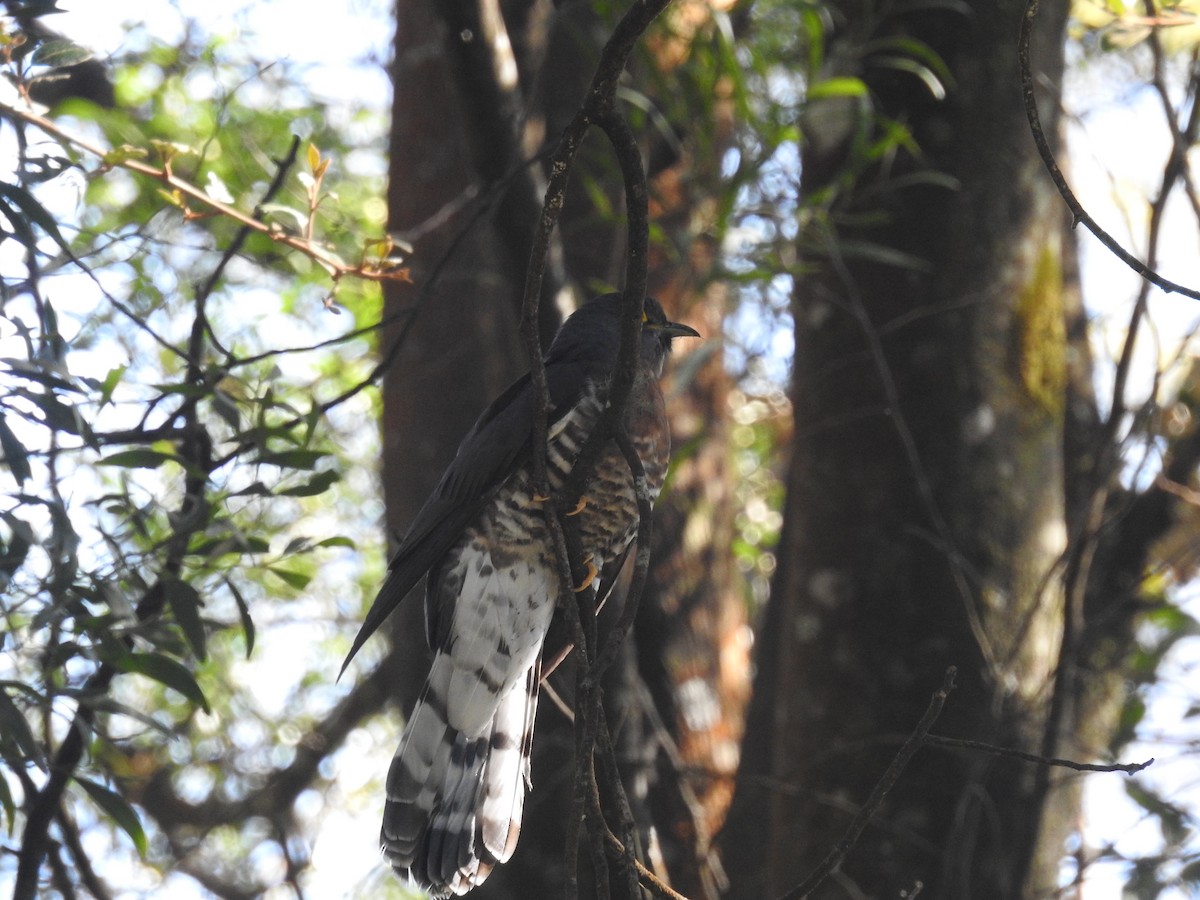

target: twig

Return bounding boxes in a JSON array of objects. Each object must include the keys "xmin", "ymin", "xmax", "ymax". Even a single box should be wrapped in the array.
[
  {"xmin": 1018, "ymin": 0, "xmax": 1200, "ymax": 300},
  {"xmin": 597, "ymin": 703, "xmax": 646, "ymax": 899},
  {"xmin": 777, "ymin": 668, "xmax": 958, "ymax": 900},
  {"xmin": 0, "ymin": 100, "xmax": 409, "ymax": 284},
  {"xmin": 604, "ymin": 830, "xmax": 691, "ymax": 900},
  {"xmin": 55, "ymin": 805, "xmax": 115, "ymax": 900},
  {"xmin": 924, "ymin": 734, "xmax": 1153, "ymax": 775}
]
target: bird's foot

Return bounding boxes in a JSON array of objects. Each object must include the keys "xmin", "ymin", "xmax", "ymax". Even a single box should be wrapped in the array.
[
  {"xmin": 573, "ymin": 555, "xmax": 598, "ymax": 592},
  {"xmin": 530, "ymin": 492, "xmax": 587, "ymax": 516}
]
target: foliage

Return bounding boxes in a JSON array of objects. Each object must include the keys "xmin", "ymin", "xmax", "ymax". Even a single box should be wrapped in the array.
[{"xmin": 0, "ymin": 6, "xmax": 395, "ymax": 896}]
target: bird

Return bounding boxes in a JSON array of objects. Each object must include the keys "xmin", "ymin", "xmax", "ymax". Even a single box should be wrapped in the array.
[{"xmin": 340, "ymin": 293, "xmax": 699, "ymax": 897}]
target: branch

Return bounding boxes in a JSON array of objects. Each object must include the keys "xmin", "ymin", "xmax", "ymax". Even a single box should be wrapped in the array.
[
  {"xmin": 604, "ymin": 830, "xmax": 691, "ymax": 900},
  {"xmin": 0, "ymin": 100, "xmax": 409, "ymax": 284},
  {"xmin": 777, "ymin": 667, "xmax": 958, "ymax": 900},
  {"xmin": 55, "ymin": 805, "xmax": 115, "ymax": 900},
  {"xmin": 137, "ymin": 650, "xmax": 400, "ymax": 832},
  {"xmin": 1018, "ymin": 0, "xmax": 1200, "ymax": 300},
  {"xmin": 924, "ymin": 734, "xmax": 1153, "ymax": 775}
]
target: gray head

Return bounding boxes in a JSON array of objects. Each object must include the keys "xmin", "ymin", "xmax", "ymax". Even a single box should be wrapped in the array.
[{"xmin": 546, "ymin": 293, "xmax": 699, "ymax": 378}]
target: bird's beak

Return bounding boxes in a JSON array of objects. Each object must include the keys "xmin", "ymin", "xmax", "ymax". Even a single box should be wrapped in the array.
[{"xmin": 658, "ymin": 321, "xmax": 701, "ymax": 340}]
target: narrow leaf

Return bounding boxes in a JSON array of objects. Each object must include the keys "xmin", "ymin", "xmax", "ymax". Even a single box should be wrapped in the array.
[
  {"xmin": 119, "ymin": 652, "xmax": 210, "ymax": 713},
  {"xmin": 0, "ymin": 513, "xmax": 36, "ymax": 578},
  {"xmin": 98, "ymin": 365, "xmax": 127, "ymax": 406},
  {"xmin": 74, "ymin": 776, "xmax": 148, "ymax": 856},
  {"xmin": 255, "ymin": 449, "xmax": 325, "ymax": 470},
  {"xmin": 0, "ymin": 686, "xmax": 43, "ymax": 768},
  {"xmin": 269, "ymin": 567, "xmax": 312, "ymax": 590},
  {"xmin": 0, "ymin": 764, "xmax": 14, "ymax": 832},
  {"xmin": 225, "ymin": 578, "xmax": 255, "ymax": 658},
  {"xmin": 211, "ymin": 388, "xmax": 241, "ymax": 430},
  {"xmin": 0, "ymin": 413, "xmax": 32, "ymax": 485},
  {"xmin": 164, "ymin": 579, "xmax": 207, "ymax": 661},
  {"xmin": 279, "ymin": 469, "xmax": 339, "ymax": 497},
  {"xmin": 76, "ymin": 696, "xmax": 172, "ymax": 738},
  {"xmin": 31, "ymin": 39, "xmax": 94, "ymax": 69},
  {"xmin": 0, "ymin": 182, "xmax": 73, "ymax": 257},
  {"xmin": 98, "ymin": 449, "xmax": 178, "ymax": 469},
  {"xmin": 806, "ymin": 77, "xmax": 868, "ymax": 100}
]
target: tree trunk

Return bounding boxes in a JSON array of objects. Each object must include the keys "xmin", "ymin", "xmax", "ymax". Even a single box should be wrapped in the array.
[{"xmin": 722, "ymin": 1, "xmax": 1091, "ymax": 897}]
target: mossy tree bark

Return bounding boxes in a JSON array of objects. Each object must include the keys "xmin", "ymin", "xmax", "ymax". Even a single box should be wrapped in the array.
[{"xmin": 719, "ymin": 1, "xmax": 1127, "ymax": 897}]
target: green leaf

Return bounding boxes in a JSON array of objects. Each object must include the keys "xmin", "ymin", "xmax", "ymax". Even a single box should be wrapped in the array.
[
  {"xmin": 279, "ymin": 469, "xmax": 339, "ymax": 497},
  {"xmin": 259, "ymin": 203, "xmax": 308, "ymax": 233},
  {"xmin": 255, "ymin": 449, "xmax": 325, "ymax": 470},
  {"xmin": 101, "ymin": 144, "xmax": 150, "ymax": 166},
  {"xmin": 806, "ymin": 77, "xmax": 867, "ymax": 100},
  {"xmin": 0, "ymin": 763, "xmax": 14, "ymax": 833},
  {"xmin": 98, "ymin": 449, "xmax": 179, "ymax": 469},
  {"xmin": 19, "ymin": 388, "xmax": 91, "ymax": 440},
  {"xmin": 316, "ymin": 535, "xmax": 356, "ymax": 549},
  {"xmin": 164, "ymin": 579, "xmax": 207, "ymax": 661},
  {"xmin": 0, "ymin": 181, "xmax": 73, "ymax": 257},
  {"xmin": 225, "ymin": 578, "xmax": 255, "ymax": 658},
  {"xmin": 269, "ymin": 567, "xmax": 312, "ymax": 590},
  {"xmin": 0, "ymin": 686, "xmax": 44, "ymax": 768},
  {"xmin": 283, "ymin": 536, "xmax": 312, "ymax": 555},
  {"xmin": 231, "ymin": 481, "xmax": 273, "ymax": 497},
  {"xmin": 31, "ymin": 38, "xmax": 95, "ymax": 69},
  {"xmin": 74, "ymin": 776, "xmax": 148, "ymax": 856},
  {"xmin": 211, "ymin": 388, "xmax": 241, "ymax": 430},
  {"xmin": 189, "ymin": 534, "xmax": 271, "ymax": 557},
  {"xmin": 76, "ymin": 696, "xmax": 172, "ymax": 738},
  {"xmin": 98, "ymin": 365, "xmax": 127, "ymax": 407},
  {"xmin": 0, "ymin": 412, "xmax": 32, "ymax": 485},
  {"xmin": 119, "ymin": 651, "xmax": 210, "ymax": 713}
]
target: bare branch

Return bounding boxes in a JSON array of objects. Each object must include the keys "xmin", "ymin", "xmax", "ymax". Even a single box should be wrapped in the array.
[
  {"xmin": 604, "ymin": 830, "xmax": 692, "ymax": 900},
  {"xmin": 778, "ymin": 668, "xmax": 959, "ymax": 900},
  {"xmin": 925, "ymin": 734, "xmax": 1153, "ymax": 775},
  {"xmin": 1018, "ymin": 0, "xmax": 1200, "ymax": 300}
]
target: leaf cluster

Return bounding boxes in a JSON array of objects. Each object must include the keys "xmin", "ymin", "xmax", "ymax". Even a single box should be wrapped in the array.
[{"xmin": 0, "ymin": 8, "xmax": 389, "ymax": 895}]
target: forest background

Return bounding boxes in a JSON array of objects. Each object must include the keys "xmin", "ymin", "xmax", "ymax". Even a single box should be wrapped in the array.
[{"xmin": 2, "ymin": 0, "xmax": 1200, "ymax": 897}]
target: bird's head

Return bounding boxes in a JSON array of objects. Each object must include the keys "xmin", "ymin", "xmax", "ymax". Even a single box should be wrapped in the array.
[
  {"xmin": 639, "ymin": 295, "xmax": 701, "ymax": 376},
  {"xmin": 549, "ymin": 293, "xmax": 699, "ymax": 378}
]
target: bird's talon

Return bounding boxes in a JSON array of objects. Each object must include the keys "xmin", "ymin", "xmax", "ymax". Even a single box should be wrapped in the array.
[
  {"xmin": 573, "ymin": 556, "xmax": 598, "ymax": 592},
  {"xmin": 532, "ymin": 491, "xmax": 551, "ymax": 503},
  {"xmin": 565, "ymin": 496, "xmax": 588, "ymax": 516}
]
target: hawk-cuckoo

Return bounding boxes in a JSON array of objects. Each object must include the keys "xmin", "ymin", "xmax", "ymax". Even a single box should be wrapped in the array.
[{"xmin": 342, "ymin": 293, "xmax": 698, "ymax": 897}]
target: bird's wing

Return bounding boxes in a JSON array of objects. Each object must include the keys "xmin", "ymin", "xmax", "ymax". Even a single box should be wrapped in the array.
[{"xmin": 339, "ymin": 356, "xmax": 591, "ymax": 675}]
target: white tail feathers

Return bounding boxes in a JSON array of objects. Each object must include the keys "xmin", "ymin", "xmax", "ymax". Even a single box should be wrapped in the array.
[{"xmin": 381, "ymin": 661, "xmax": 539, "ymax": 897}]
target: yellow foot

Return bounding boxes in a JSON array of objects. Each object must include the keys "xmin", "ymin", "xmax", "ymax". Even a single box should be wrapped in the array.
[
  {"xmin": 573, "ymin": 555, "xmax": 598, "ymax": 592},
  {"xmin": 565, "ymin": 496, "xmax": 588, "ymax": 517},
  {"xmin": 532, "ymin": 491, "xmax": 551, "ymax": 503}
]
